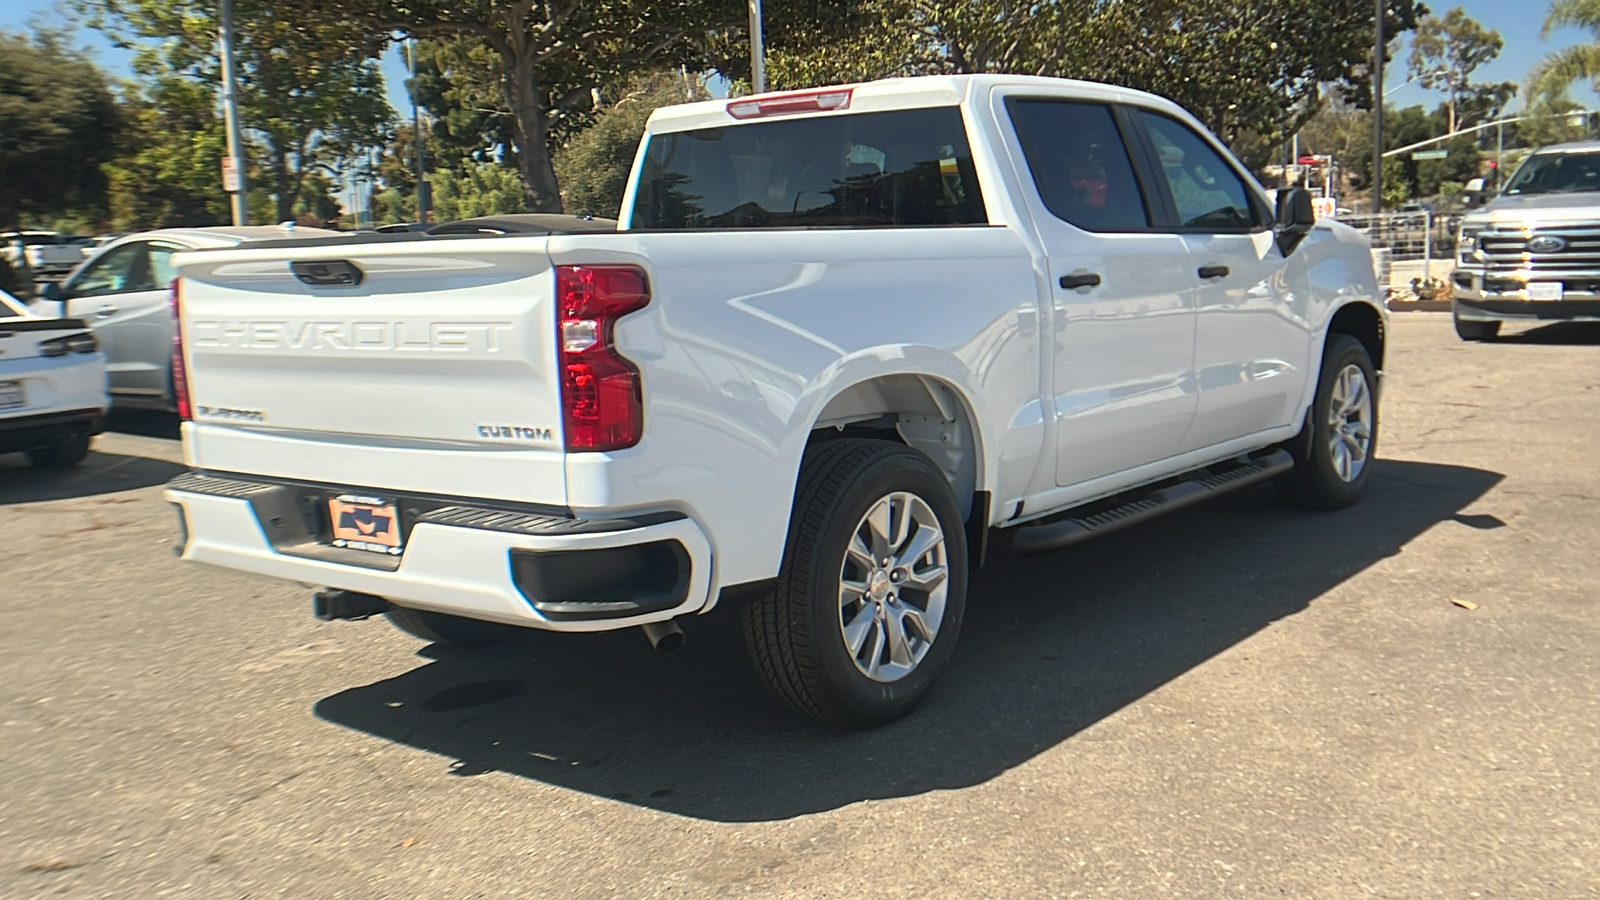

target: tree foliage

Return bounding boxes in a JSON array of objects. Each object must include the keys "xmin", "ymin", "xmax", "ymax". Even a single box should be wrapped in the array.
[
  {"xmin": 80, "ymin": 0, "xmax": 393, "ymax": 223},
  {"xmin": 553, "ymin": 72, "xmax": 707, "ymax": 218},
  {"xmin": 0, "ymin": 31, "xmax": 121, "ymax": 228},
  {"xmin": 267, "ymin": 0, "xmax": 862, "ymax": 212},
  {"xmin": 1407, "ymin": 8, "xmax": 1503, "ymax": 134},
  {"xmin": 428, "ymin": 161, "xmax": 528, "ymax": 220},
  {"xmin": 104, "ymin": 74, "xmax": 230, "ymax": 229},
  {"xmin": 1528, "ymin": 0, "xmax": 1600, "ymax": 103},
  {"xmin": 765, "ymin": 0, "xmax": 1423, "ymax": 170}
]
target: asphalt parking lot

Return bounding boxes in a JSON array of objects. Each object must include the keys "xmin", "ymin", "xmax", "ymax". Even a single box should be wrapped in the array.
[{"xmin": 2, "ymin": 313, "xmax": 1597, "ymax": 899}]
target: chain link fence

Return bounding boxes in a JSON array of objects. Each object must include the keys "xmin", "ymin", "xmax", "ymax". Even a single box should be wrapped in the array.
[{"xmin": 1336, "ymin": 211, "xmax": 1461, "ymax": 297}]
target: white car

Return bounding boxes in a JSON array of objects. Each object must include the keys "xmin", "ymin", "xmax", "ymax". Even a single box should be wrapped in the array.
[
  {"xmin": 167, "ymin": 75, "xmax": 1385, "ymax": 726},
  {"xmin": 0, "ymin": 289, "xmax": 108, "ymax": 468},
  {"xmin": 38, "ymin": 225, "xmax": 337, "ymax": 411}
]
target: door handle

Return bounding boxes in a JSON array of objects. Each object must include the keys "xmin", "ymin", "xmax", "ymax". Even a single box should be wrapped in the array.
[
  {"xmin": 1059, "ymin": 272, "xmax": 1102, "ymax": 290},
  {"xmin": 1198, "ymin": 265, "xmax": 1230, "ymax": 280},
  {"xmin": 94, "ymin": 305, "xmax": 117, "ymax": 318}
]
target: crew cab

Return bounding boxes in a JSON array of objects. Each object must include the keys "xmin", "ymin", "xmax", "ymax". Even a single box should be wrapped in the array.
[
  {"xmin": 1453, "ymin": 140, "xmax": 1600, "ymax": 340},
  {"xmin": 0, "ymin": 289, "xmax": 107, "ymax": 468},
  {"xmin": 165, "ymin": 75, "xmax": 1385, "ymax": 726}
]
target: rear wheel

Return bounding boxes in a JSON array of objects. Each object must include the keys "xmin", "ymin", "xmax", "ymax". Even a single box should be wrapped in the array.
[
  {"xmin": 25, "ymin": 429, "xmax": 91, "ymax": 469},
  {"xmin": 741, "ymin": 439, "xmax": 968, "ymax": 727},
  {"xmin": 1279, "ymin": 334, "xmax": 1379, "ymax": 510},
  {"xmin": 1453, "ymin": 311, "xmax": 1500, "ymax": 342},
  {"xmin": 385, "ymin": 607, "xmax": 518, "ymax": 648}
]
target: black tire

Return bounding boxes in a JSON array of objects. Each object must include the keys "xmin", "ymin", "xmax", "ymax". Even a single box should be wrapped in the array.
[
  {"xmin": 25, "ymin": 430, "xmax": 91, "ymax": 469},
  {"xmin": 385, "ymin": 606, "xmax": 518, "ymax": 648},
  {"xmin": 1453, "ymin": 310, "xmax": 1500, "ymax": 342},
  {"xmin": 1278, "ymin": 334, "xmax": 1380, "ymax": 510},
  {"xmin": 741, "ymin": 439, "xmax": 968, "ymax": 727}
]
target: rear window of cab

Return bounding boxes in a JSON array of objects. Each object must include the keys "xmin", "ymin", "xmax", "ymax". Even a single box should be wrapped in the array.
[{"xmin": 630, "ymin": 106, "xmax": 987, "ymax": 230}]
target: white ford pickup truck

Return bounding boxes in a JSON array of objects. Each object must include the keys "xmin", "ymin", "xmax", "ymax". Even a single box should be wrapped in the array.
[{"xmin": 166, "ymin": 75, "xmax": 1385, "ymax": 726}]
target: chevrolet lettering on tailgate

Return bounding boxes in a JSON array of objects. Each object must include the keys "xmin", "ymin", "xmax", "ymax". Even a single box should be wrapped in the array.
[{"xmin": 188, "ymin": 320, "xmax": 515, "ymax": 353}]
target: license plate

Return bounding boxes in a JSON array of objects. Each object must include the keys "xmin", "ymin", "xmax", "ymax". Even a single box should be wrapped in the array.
[
  {"xmin": 327, "ymin": 494, "xmax": 403, "ymax": 555},
  {"xmin": 0, "ymin": 381, "xmax": 23, "ymax": 411},
  {"xmin": 1528, "ymin": 282, "xmax": 1564, "ymax": 301}
]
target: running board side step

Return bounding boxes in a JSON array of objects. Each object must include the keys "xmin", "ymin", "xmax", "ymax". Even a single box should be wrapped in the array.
[{"xmin": 1010, "ymin": 449, "xmax": 1294, "ymax": 558}]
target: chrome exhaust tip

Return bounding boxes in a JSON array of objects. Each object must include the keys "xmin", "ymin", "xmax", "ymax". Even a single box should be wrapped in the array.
[{"xmin": 641, "ymin": 619, "xmax": 685, "ymax": 653}]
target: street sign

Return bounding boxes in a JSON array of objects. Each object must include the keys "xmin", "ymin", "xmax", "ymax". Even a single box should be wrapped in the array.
[
  {"xmin": 221, "ymin": 156, "xmax": 243, "ymax": 193},
  {"xmin": 1412, "ymin": 149, "xmax": 1449, "ymax": 160}
]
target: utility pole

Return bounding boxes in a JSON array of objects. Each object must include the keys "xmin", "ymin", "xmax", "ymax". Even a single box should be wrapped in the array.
[
  {"xmin": 407, "ymin": 39, "xmax": 431, "ymax": 224},
  {"xmin": 1372, "ymin": 0, "xmax": 1385, "ymax": 213},
  {"xmin": 219, "ymin": 0, "xmax": 248, "ymax": 226},
  {"xmin": 748, "ymin": 0, "xmax": 766, "ymax": 93}
]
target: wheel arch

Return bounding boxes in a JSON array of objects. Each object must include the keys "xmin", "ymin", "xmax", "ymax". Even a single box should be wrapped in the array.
[
  {"xmin": 1325, "ymin": 300, "xmax": 1386, "ymax": 371},
  {"xmin": 805, "ymin": 372, "xmax": 987, "ymax": 524}
]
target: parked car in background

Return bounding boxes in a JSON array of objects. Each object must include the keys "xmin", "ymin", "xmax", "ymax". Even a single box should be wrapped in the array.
[
  {"xmin": 0, "ymin": 288, "xmax": 108, "ymax": 468},
  {"xmin": 1452, "ymin": 140, "xmax": 1600, "ymax": 341},
  {"xmin": 39, "ymin": 225, "xmax": 337, "ymax": 411},
  {"xmin": 2, "ymin": 231, "xmax": 86, "ymax": 282}
]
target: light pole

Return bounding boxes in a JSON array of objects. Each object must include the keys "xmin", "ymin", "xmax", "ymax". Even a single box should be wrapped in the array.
[
  {"xmin": 407, "ymin": 39, "xmax": 431, "ymax": 223},
  {"xmin": 219, "ymin": 0, "xmax": 248, "ymax": 225},
  {"xmin": 1372, "ymin": 0, "xmax": 1384, "ymax": 214},
  {"xmin": 749, "ymin": 0, "xmax": 766, "ymax": 93}
]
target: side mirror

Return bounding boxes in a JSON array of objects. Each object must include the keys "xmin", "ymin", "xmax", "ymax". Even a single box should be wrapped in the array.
[
  {"xmin": 1275, "ymin": 187, "xmax": 1315, "ymax": 255},
  {"xmin": 41, "ymin": 281, "xmax": 65, "ymax": 304},
  {"xmin": 1464, "ymin": 177, "xmax": 1486, "ymax": 207}
]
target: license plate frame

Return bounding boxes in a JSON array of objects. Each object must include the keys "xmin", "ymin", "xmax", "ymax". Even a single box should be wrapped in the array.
[
  {"xmin": 0, "ymin": 380, "xmax": 23, "ymax": 411},
  {"xmin": 1528, "ymin": 281, "xmax": 1565, "ymax": 302},
  {"xmin": 326, "ymin": 494, "xmax": 404, "ymax": 556}
]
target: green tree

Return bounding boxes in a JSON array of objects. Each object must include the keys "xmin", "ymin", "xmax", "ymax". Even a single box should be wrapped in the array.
[
  {"xmin": 554, "ymin": 73, "xmax": 707, "ymax": 218},
  {"xmin": 427, "ymin": 161, "xmax": 526, "ymax": 220},
  {"xmin": 268, "ymin": 0, "xmax": 862, "ymax": 212},
  {"xmin": 1528, "ymin": 0, "xmax": 1600, "ymax": 103},
  {"xmin": 1407, "ymin": 8, "xmax": 1504, "ymax": 134},
  {"xmin": 80, "ymin": 0, "xmax": 393, "ymax": 223},
  {"xmin": 104, "ymin": 74, "xmax": 229, "ymax": 229},
  {"xmin": 0, "ymin": 30, "xmax": 121, "ymax": 228},
  {"xmin": 764, "ymin": 0, "xmax": 1424, "ymax": 171},
  {"xmin": 1515, "ymin": 92, "xmax": 1590, "ymax": 149}
]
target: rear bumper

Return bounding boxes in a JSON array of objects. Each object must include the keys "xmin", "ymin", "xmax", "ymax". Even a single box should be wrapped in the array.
[
  {"xmin": 0, "ymin": 408, "xmax": 105, "ymax": 453},
  {"xmin": 164, "ymin": 471, "xmax": 714, "ymax": 633}
]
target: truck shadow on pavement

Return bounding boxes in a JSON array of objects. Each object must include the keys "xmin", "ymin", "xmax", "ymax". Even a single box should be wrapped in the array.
[
  {"xmin": 1501, "ymin": 322, "xmax": 1600, "ymax": 345},
  {"xmin": 0, "ymin": 448, "xmax": 186, "ymax": 504},
  {"xmin": 315, "ymin": 459, "xmax": 1500, "ymax": 822}
]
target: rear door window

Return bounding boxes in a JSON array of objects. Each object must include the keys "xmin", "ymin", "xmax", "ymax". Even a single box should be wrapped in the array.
[
  {"xmin": 631, "ymin": 107, "xmax": 986, "ymax": 229},
  {"xmin": 1007, "ymin": 99, "xmax": 1151, "ymax": 231}
]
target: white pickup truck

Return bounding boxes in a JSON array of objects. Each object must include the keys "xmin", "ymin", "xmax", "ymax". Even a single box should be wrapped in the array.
[{"xmin": 166, "ymin": 75, "xmax": 1385, "ymax": 726}]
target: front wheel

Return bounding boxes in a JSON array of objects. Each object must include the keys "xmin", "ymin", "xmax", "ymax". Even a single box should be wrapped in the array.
[
  {"xmin": 1278, "ymin": 334, "xmax": 1379, "ymax": 510},
  {"xmin": 741, "ymin": 439, "xmax": 968, "ymax": 727}
]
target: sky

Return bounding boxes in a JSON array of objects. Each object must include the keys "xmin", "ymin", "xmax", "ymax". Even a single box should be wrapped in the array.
[{"xmin": 1, "ymin": 0, "xmax": 1592, "ymax": 114}]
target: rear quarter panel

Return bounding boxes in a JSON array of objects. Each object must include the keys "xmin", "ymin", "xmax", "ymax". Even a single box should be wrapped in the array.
[{"xmin": 548, "ymin": 227, "xmax": 1043, "ymax": 589}]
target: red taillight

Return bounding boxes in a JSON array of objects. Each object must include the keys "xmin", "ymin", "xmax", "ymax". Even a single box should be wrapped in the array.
[
  {"xmin": 726, "ymin": 88, "xmax": 853, "ymax": 120},
  {"xmin": 170, "ymin": 278, "xmax": 191, "ymax": 421},
  {"xmin": 556, "ymin": 265, "xmax": 649, "ymax": 451}
]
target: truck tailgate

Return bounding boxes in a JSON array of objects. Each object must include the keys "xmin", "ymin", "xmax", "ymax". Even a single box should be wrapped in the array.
[{"xmin": 176, "ymin": 238, "xmax": 569, "ymax": 506}]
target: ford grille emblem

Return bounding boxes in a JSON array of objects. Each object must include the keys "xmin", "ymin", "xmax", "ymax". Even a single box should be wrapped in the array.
[{"xmin": 1528, "ymin": 235, "xmax": 1568, "ymax": 253}]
